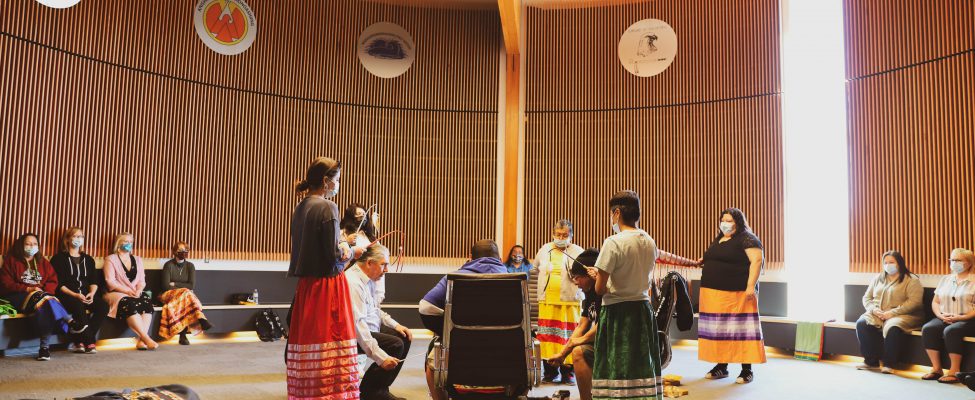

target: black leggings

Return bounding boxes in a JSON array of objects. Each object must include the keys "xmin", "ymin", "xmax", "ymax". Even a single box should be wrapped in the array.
[
  {"xmin": 56, "ymin": 292, "xmax": 108, "ymax": 344},
  {"xmin": 922, "ymin": 318, "xmax": 975, "ymax": 355}
]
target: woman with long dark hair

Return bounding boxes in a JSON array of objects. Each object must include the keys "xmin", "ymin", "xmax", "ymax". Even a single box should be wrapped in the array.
[
  {"xmin": 1, "ymin": 233, "xmax": 86, "ymax": 360},
  {"xmin": 698, "ymin": 208, "xmax": 766, "ymax": 384},
  {"xmin": 855, "ymin": 250, "xmax": 923, "ymax": 373},
  {"xmin": 286, "ymin": 157, "xmax": 359, "ymax": 399}
]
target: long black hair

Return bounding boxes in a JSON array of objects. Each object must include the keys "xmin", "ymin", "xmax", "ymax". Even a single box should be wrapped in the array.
[
  {"xmin": 7, "ymin": 233, "xmax": 42, "ymax": 261},
  {"xmin": 714, "ymin": 207, "xmax": 753, "ymax": 240},
  {"xmin": 505, "ymin": 245, "xmax": 525, "ymax": 265},
  {"xmin": 340, "ymin": 203, "xmax": 377, "ymax": 241},
  {"xmin": 882, "ymin": 250, "xmax": 912, "ymax": 284}
]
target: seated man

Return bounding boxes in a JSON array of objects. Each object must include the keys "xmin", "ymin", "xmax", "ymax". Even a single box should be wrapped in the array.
[
  {"xmin": 419, "ymin": 239, "xmax": 508, "ymax": 400},
  {"xmin": 545, "ymin": 249, "xmax": 601, "ymax": 400},
  {"xmin": 346, "ymin": 243, "xmax": 412, "ymax": 400}
]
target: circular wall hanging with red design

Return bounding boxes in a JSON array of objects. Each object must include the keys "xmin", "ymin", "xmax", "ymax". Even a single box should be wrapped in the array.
[{"xmin": 194, "ymin": 0, "xmax": 258, "ymax": 56}]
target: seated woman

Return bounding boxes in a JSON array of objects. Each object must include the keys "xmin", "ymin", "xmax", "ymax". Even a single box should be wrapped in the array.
[
  {"xmin": 51, "ymin": 227, "xmax": 108, "ymax": 354},
  {"xmin": 922, "ymin": 248, "xmax": 975, "ymax": 383},
  {"xmin": 158, "ymin": 241, "xmax": 211, "ymax": 345},
  {"xmin": 103, "ymin": 232, "xmax": 158, "ymax": 350},
  {"xmin": 855, "ymin": 250, "xmax": 923, "ymax": 373},
  {"xmin": 0, "ymin": 233, "xmax": 86, "ymax": 361}
]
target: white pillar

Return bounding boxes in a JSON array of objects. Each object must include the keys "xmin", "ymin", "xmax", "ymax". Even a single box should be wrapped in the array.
[{"xmin": 781, "ymin": 0, "xmax": 849, "ymax": 321}]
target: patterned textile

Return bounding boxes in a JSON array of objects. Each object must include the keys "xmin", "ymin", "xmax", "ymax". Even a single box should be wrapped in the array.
[
  {"xmin": 5, "ymin": 289, "xmax": 69, "ymax": 333},
  {"xmin": 538, "ymin": 302, "xmax": 580, "ymax": 363},
  {"xmin": 795, "ymin": 321, "xmax": 825, "ymax": 361},
  {"xmin": 158, "ymin": 288, "xmax": 208, "ymax": 340},
  {"xmin": 697, "ymin": 287, "xmax": 767, "ymax": 364},
  {"xmin": 286, "ymin": 276, "xmax": 360, "ymax": 399},
  {"xmin": 116, "ymin": 296, "xmax": 153, "ymax": 320},
  {"xmin": 593, "ymin": 300, "xmax": 662, "ymax": 400}
]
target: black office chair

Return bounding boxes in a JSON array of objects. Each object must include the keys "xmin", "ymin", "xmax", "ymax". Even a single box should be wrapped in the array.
[{"xmin": 431, "ymin": 273, "xmax": 542, "ymax": 399}]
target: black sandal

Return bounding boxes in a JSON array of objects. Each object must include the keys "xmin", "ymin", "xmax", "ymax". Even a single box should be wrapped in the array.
[
  {"xmin": 705, "ymin": 365, "xmax": 729, "ymax": 380},
  {"xmin": 921, "ymin": 372, "xmax": 943, "ymax": 381},
  {"xmin": 736, "ymin": 369, "xmax": 754, "ymax": 384}
]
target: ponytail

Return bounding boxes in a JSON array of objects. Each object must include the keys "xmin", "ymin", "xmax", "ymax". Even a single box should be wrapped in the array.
[{"xmin": 294, "ymin": 157, "xmax": 340, "ymax": 197}]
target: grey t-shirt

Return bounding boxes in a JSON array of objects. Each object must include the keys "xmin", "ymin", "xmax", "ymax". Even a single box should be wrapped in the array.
[{"xmin": 594, "ymin": 229, "xmax": 658, "ymax": 306}]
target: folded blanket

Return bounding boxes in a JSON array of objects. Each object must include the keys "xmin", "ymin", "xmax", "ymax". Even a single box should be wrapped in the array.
[{"xmin": 794, "ymin": 321, "xmax": 825, "ymax": 361}]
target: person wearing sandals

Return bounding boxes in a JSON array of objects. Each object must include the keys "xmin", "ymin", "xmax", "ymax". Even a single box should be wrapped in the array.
[
  {"xmin": 159, "ymin": 241, "xmax": 211, "ymax": 345},
  {"xmin": 921, "ymin": 248, "xmax": 975, "ymax": 384},
  {"xmin": 103, "ymin": 232, "xmax": 158, "ymax": 350},
  {"xmin": 50, "ymin": 227, "xmax": 108, "ymax": 354},
  {"xmin": 0, "ymin": 233, "xmax": 88, "ymax": 360},
  {"xmin": 855, "ymin": 250, "xmax": 923, "ymax": 373},
  {"xmin": 698, "ymin": 208, "xmax": 766, "ymax": 384},
  {"xmin": 535, "ymin": 219, "xmax": 585, "ymax": 384}
]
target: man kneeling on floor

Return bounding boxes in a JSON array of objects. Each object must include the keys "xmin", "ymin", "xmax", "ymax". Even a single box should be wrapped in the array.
[
  {"xmin": 347, "ymin": 243, "xmax": 412, "ymax": 400},
  {"xmin": 419, "ymin": 239, "xmax": 508, "ymax": 400},
  {"xmin": 546, "ymin": 249, "xmax": 601, "ymax": 400}
]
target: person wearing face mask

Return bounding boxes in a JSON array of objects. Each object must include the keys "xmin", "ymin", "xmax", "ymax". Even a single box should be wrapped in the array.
[
  {"xmin": 505, "ymin": 244, "xmax": 533, "ymax": 278},
  {"xmin": 921, "ymin": 248, "xmax": 975, "ymax": 384},
  {"xmin": 103, "ymin": 232, "xmax": 157, "ymax": 350},
  {"xmin": 286, "ymin": 157, "xmax": 358, "ymax": 399},
  {"xmin": 341, "ymin": 203, "xmax": 386, "ymax": 304},
  {"xmin": 158, "ymin": 241, "xmax": 211, "ymax": 345},
  {"xmin": 854, "ymin": 250, "xmax": 923, "ymax": 373},
  {"xmin": 534, "ymin": 219, "xmax": 585, "ymax": 384},
  {"xmin": 346, "ymin": 243, "xmax": 411, "ymax": 400},
  {"xmin": 50, "ymin": 227, "xmax": 107, "ymax": 354},
  {"xmin": 1, "ymin": 233, "xmax": 87, "ymax": 361},
  {"xmin": 697, "ymin": 208, "xmax": 766, "ymax": 384}
]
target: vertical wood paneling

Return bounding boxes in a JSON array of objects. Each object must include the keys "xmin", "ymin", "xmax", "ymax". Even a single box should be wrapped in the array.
[
  {"xmin": 846, "ymin": 0, "xmax": 975, "ymax": 275},
  {"xmin": 523, "ymin": 1, "xmax": 783, "ymax": 267},
  {"xmin": 0, "ymin": 1, "xmax": 501, "ymax": 260}
]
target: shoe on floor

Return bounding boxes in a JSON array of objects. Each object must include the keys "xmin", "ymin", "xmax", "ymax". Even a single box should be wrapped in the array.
[
  {"xmin": 856, "ymin": 363, "xmax": 879, "ymax": 371},
  {"xmin": 880, "ymin": 367, "xmax": 893, "ymax": 374},
  {"xmin": 36, "ymin": 347, "xmax": 51, "ymax": 361},
  {"xmin": 735, "ymin": 369, "xmax": 754, "ymax": 384},
  {"xmin": 71, "ymin": 342, "xmax": 86, "ymax": 353},
  {"xmin": 68, "ymin": 319, "xmax": 88, "ymax": 334},
  {"xmin": 85, "ymin": 343, "xmax": 97, "ymax": 354},
  {"xmin": 705, "ymin": 366, "xmax": 729, "ymax": 380},
  {"xmin": 361, "ymin": 390, "xmax": 403, "ymax": 400},
  {"xmin": 179, "ymin": 334, "xmax": 190, "ymax": 345},
  {"xmin": 560, "ymin": 371, "xmax": 576, "ymax": 385}
]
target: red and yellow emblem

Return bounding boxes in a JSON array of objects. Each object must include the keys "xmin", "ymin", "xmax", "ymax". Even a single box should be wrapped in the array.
[{"xmin": 202, "ymin": 0, "xmax": 249, "ymax": 45}]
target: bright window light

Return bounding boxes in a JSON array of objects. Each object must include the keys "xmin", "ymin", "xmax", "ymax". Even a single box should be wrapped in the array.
[{"xmin": 781, "ymin": 0, "xmax": 849, "ymax": 321}]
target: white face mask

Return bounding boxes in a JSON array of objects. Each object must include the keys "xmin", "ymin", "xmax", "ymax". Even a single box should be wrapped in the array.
[
  {"xmin": 24, "ymin": 246, "xmax": 39, "ymax": 257},
  {"xmin": 883, "ymin": 263, "xmax": 899, "ymax": 275},
  {"xmin": 325, "ymin": 180, "xmax": 339, "ymax": 198},
  {"xmin": 553, "ymin": 238, "xmax": 571, "ymax": 248},
  {"xmin": 951, "ymin": 261, "xmax": 967, "ymax": 274},
  {"xmin": 719, "ymin": 221, "xmax": 735, "ymax": 235},
  {"xmin": 610, "ymin": 213, "xmax": 621, "ymax": 234},
  {"xmin": 71, "ymin": 237, "xmax": 84, "ymax": 248}
]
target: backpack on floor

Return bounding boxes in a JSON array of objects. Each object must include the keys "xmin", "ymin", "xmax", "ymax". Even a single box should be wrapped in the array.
[{"xmin": 256, "ymin": 308, "xmax": 288, "ymax": 342}]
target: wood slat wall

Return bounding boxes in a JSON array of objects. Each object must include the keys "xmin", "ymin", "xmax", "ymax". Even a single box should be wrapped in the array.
[
  {"xmin": 523, "ymin": 0, "xmax": 783, "ymax": 267},
  {"xmin": 845, "ymin": 0, "xmax": 975, "ymax": 275},
  {"xmin": 0, "ymin": 0, "xmax": 501, "ymax": 260}
]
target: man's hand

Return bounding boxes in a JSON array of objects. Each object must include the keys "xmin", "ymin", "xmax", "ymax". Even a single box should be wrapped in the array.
[
  {"xmin": 380, "ymin": 357, "xmax": 400, "ymax": 371},
  {"xmin": 395, "ymin": 325, "xmax": 413, "ymax": 341}
]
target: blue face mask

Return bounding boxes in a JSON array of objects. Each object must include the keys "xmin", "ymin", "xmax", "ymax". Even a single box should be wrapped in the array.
[
  {"xmin": 553, "ymin": 238, "xmax": 571, "ymax": 248},
  {"xmin": 121, "ymin": 243, "xmax": 134, "ymax": 252},
  {"xmin": 326, "ymin": 180, "xmax": 339, "ymax": 198},
  {"xmin": 719, "ymin": 221, "xmax": 735, "ymax": 235},
  {"xmin": 24, "ymin": 246, "xmax": 39, "ymax": 257},
  {"xmin": 71, "ymin": 237, "xmax": 84, "ymax": 248}
]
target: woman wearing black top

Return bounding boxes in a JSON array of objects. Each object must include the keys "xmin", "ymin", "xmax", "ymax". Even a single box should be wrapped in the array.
[
  {"xmin": 697, "ymin": 208, "xmax": 766, "ymax": 384},
  {"xmin": 285, "ymin": 157, "xmax": 358, "ymax": 399},
  {"xmin": 50, "ymin": 227, "xmax": 107, "ymax": 354}
]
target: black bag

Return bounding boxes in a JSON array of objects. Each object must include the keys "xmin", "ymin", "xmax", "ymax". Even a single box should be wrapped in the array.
[{"xmin": 256, "ymin": 308, "xmax": 288, "ymax": 342}]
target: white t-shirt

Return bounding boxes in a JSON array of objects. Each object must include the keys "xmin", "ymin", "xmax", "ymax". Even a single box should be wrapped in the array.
[{"xmin": 594, "ymin": 229, "xmax": 658, "ymax": 306}]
